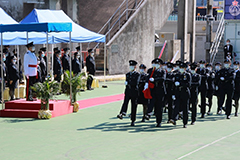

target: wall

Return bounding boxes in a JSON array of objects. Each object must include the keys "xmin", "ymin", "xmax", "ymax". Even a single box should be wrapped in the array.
[{"xmin": 107, "ymin": 0, "xmax": 174, "ymax": 74}]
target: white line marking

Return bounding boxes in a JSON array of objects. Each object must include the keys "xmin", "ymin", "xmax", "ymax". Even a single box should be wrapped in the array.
[{"xmin": 177, "ymin": 129, "xmax": 240, "ymax": 159}]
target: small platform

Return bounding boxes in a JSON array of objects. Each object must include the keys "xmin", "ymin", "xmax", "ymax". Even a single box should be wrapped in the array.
[{"xmin": 0, "ymin": 99, "xmax": 73, "ymax": 118}]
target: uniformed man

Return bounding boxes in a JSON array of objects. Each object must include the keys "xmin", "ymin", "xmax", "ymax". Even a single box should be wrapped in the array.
[
  {"xmin": 214, "ymin": 62, "xmax": 222, "ymax": 105},
  {"xmin": 36, "ymin": 58, "xmax": 42, "ymax": 83},
  {"xmin": 24, "ymin": 42, "xmax": 38, "ymax": 101},
  {"xmin": 216, "ymin": 59, "xmax": 235, "ymax": 119},
  {"xmin": 13, "ymin": 49, "xmax": 23, "ymax": 82},
  {"xmin": 165, "ymin": 62, "xmax": 174, "ymax": 123},
  {"xmin": 196, "ymin": 60, "xmax": 208, "ymax": 118},
  {"xmin": 173, "ymin": 60, "xmax": 181, "ymax": 73},
  {"xmin": 232, "ymin": 61, "xmax": 240, "ymax": 117},
  {"xmin": 137, "ymin": 64, "xmax": 148, "ymax": 122},
  {"xmin": 0, "ymin": 54, "xmax": 7, "ymax": 103},
  {"xmin": 72, "ymin": 52, "xmax": 82, "ymax": 75},
  {"xmin": 62, "ymin": 47, "xmax": 70, "ymax": 72},
  {"xmin": 75, "ymin": 46, "xmax": 84, "ymax": 70},
  {"xmin": 170, "ymin": 62, "xmax": 191, "ymax": 128},
  {"xmin": 53, "ymin": 50, "xmax": 63, "ymax": 82},
  {"xmin": 145, "ymin": 58, "xmax": 166, "ymax": 127},
  {"xmin": 224, "ymin": 39, "xmax": 233, "ymax": 60},
  {"xmin": 189, "ymin": 62, "xmax": 201, "ymax": 125},
  {"xmin": 117, "ymin": 60, "xmax": 140, "ymax": 126},
  {"xmin": 38, "ymin": 50, "xmax": 47, "ymax": 82},
  {"xmin": 206, "ymin": 63, "xmax": 215, "ymax": 115},
  {"xmin": 86, "ymin": 49, "xmax": 95, "ymax": 90},
  {"xmin": 8, "ymin": 56, "xmax": 20, "ymax": 100}
]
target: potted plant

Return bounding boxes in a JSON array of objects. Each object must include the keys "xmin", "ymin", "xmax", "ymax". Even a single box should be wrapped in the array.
[
  {"xmin": 62, "ymin": 70, "xmax": 86, "ymax": 112},
  {"xmin": 31, "ymin": 78, "xmax": 59, "ymax": 119}
]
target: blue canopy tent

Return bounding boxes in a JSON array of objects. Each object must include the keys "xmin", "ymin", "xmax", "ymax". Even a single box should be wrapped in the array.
[
  {"xmin": 0, "ymin": 7, "xmax": 56, "ymax": 45},
  {"xmin": 20, "ymin": 9, "xmax": 107, "ymax": 87},
  {"xmin": 0, "ymin": 21, "xmax": 73, "ymax": 107}
]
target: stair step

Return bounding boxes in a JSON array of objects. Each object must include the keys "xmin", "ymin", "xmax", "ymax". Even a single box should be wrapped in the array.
[{"xmin": 0, "ymin": 109, "xmax": 40, "ymax": 118}]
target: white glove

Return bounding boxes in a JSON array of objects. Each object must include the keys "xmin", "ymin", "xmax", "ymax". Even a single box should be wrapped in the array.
[
  {"xmin": 220, "ymin": 77, "xmax": 225, "ymax": 81},
  {"xmin": 149, "ymin": 78, "xmax": 154, "ymax": 82},
  {"xmin": 216, "ymin": 86, "xmax": 218, "ymax": 91},
  {"xmin": 172, "ymin": 95, "xmax": 176, "ymax": 100},
  {"xmin": 125, "ymin": 81, "xmax": 128, "ymax": 85},
  {"xmin": 26, "ymin": 75, "xmax": 29, "ymax": 79},
  {"xmin": 175, "ymin": 81, "xmax": 180, "ymax": 86},
  {"xmin": 144, "ymin": 83, "xmax": 148, "ymax": 90}
]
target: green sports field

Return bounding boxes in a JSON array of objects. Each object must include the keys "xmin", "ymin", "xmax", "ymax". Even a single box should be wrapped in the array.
[{"xmin": 1, "ymin": 81, "xmax": 240, "ymax": 160}]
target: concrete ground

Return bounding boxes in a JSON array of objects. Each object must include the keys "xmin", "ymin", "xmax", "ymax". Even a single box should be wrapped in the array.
[{"xmin": 1, "ymin": 81, "xmax": 240, "ymax": 160}]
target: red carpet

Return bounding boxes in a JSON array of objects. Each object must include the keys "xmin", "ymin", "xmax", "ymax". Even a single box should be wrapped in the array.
[
  {"xmin": 77, "ymin": 94, "xmax": 124, "ymax": 109},
  {"xmin": 0, "ymin": 99, "xmax": 73, "ymax": 118},
  {"xmin": 0, "ymin": 94, "xmax": 124, "ymax": 118}
]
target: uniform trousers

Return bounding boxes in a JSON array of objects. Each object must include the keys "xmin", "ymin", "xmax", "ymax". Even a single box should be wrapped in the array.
[
  {"xmin": 120, "ymin": 93, "xmax": 138, "ymax": 122},
  {"xmin": 26, "ymin": 76, "xmax": 36, "ymax": 101},
  {"xmin": 190, "ymin": 87, "xmax": 198, "ymax": 123},
  {"xmin": 218, "ymin": 85, "xmax": 234, "ymax": 116}
]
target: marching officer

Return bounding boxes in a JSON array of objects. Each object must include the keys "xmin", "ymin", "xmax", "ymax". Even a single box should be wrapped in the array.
[
  {"xmin": 145, "ymin": 58, "xmax": 166, "ymax": 127},
  {"xmin": 24, "ymin": 42, "xmax": 37, "ymax": 101},
  {"xmin": 38, "ymin": 50, "xmax": 47, "ymax": 82},
  {"xmin": 117, "ymin": 60, "xmax": 140, "ymax": 126},
  {"xmin": 232, "ymin": 61, "xmax": 240, "ymax": 116},
  {"xmin": 170, "ymin": 63, "xmax": 191, "ymax": 128},
  {"xmin": 53, "ymin": 50, "xmax": 63, "ymax": 82},
  {"xmin": 189, "ymin": 62, "xmax": 201, "ymax": 125},
  {"xmin": 62, "ymin": 47, "xmax": 70, "ymax": 72},
  {"xmin": 137, "ymin": 64, "xmax": 148, "ymax": 122},
  {"xmin": 214, "ymin": 62, "xmax": 222, "ymax": 106},
  {"xmin": 165, "ymin": 62, "xmax": 174, "ymax": 123},
  {"xmin": 72, "ymin": 52, "xmax": 82, "ymax": 75},
  {"xmin": 0, "ymin": 54, "xmax": 7, "ymax": 103},
  {"xmin": 216, "ymin": 59, "xmax": 235, "ymax": 119},
  {"xmin": 8, "ymin": 56, "xmax": 20, "ymax": 100},
  {"xmin": 173, "ymin": 60, "xmax": 181, "ymax": 73},
  {"xmin": 86, "ymin": 49, "xmax": 95, "ymax": 90},
  {"xmin": 196, "ymin": 60, "xmax": 208, "ymax": 118},
  {"xmin": 206, "ymin": 63, "xmax": 215, "ymax": 115}
]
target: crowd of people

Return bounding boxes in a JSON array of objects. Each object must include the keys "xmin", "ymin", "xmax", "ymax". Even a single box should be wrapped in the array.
[
  {"xmin": 117, "ymin": 58, "xmax": 239, "ymax": 128},
  {"xmin": 0, "ymin": 42, "xmax": 96, "ymax": 102}
]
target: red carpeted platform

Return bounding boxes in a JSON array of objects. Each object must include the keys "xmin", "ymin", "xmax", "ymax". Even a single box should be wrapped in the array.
[
  {"xmin": 77, "ymin": 93, "xmax": 124, "ymax": 109},
  {"xmin": 0, "ymin": 99, "xmax": 73, "ymax": 118}
]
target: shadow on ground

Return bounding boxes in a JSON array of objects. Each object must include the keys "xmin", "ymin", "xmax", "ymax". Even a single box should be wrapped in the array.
[{"xmin": 77, "ymin": 112, "xmax": 230, "ymax": 133}]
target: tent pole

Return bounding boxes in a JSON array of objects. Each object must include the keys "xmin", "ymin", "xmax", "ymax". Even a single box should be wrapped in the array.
[
  {"xmin": 46, "ymin": 32, "xmax": 49, "ymax": 79},
  {"xmin": 27, "ymin": 32, "xmax": 29, "ymax": 43},
  {"xmin": 69, "ymin": 32, "xmax": 72, "ymax": 103},
  {"xmin": 80, "ymin": 43, "xmax": 82, "ymax": 71},
  {"xmin": 16, "ymin": 45, "xmax": 19, "ymax": 99},
  {"xmin": 1, "ymin": 33, "xmax": 3, "ymax": 109},
  {"xmin": 51, "ymin": 44, "xmax": 54, "ymax": 79},
  {"xmin": 102, "ymin": 42, "xmax": 107, "ymax": 88}
]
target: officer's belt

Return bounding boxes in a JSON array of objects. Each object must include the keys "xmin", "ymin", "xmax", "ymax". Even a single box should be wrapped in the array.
[{"xmin": 28, "ymin": 64, "xmax": 37, "ymax": 68}]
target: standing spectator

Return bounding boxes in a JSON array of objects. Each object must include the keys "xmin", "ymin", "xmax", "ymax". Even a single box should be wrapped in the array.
[
  {"xmin": 224, "ymin": 39, "xmax": 233, "ymax": 60},
  {"xmin": 0, "ymin": 54, "xmax": 7, "ymax": 103},
  {"xmin": 38, "ymin": 50, "xmax": 47, "ymax": 82},
  {"xmin": 13, "ymin": 49, "xmax": 23, "ymax": 82},
  {"xmin": 86, "ymin": 49, "xmax": 95, "ymax": 90},
  {"xmin": 53, "ymin": 50, "xmax": 62, "ymax": 82},
  {"xmin": 62, "ymin": 47, "xmax": 70, "ymax": 72},
  {"xmin": 8, "ymin": 56, "xmax": 20, "ymax": 101},
  {"xmin": 72, "ymin": 52, "xmax": 81, "ymax": 75}
]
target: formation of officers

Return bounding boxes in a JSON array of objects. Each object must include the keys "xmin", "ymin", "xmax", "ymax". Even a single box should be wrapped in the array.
[
  {"xmin": 0, "ymin": 42, "xmax": 96, "ymax": 102},
  {"xmin": 117, "ymin": 58, "xmax": 239, "ymax": 128}
]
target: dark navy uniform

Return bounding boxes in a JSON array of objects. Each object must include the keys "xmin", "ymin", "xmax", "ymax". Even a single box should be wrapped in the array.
[
  {"xmin": 189, "ymin": 63, "xmax": 201, "ymax": 124},
  {"xmin": 165, "ymin": 63, "xmax": 174, "ymax": 122},
  {"xmin": 53, "ymin": 51, "xmax": 62, "ymax": 82},
  {"xmin": 39, "ymin": 56, "xmax": 47, "ymax": 81},
  {"xmin": 196, "ymin": 61, "xmax": 208, "ymax": 118},
  {"xmin": 233, "ymin": 61, "xmax": 240, "ymax": 116},
  {"xmin": 8, "ymin": 59, "xmax": 20, "ymax": 100},
  {"xmin": 86, "ymin": 49, "xmax": 96, "ymax": 90},
  {"xmin": 118, "ymin": 60, "xmax": 140, "ymax": 126},
  {"xmin": 146, "ymin": 58, "xmax": 166, "ymax": 127},
  {"xmin": 172, "ymin": 63, "xmax": 191, "ymax": 127},
  {"xmin": 137, "ymin": 64, "xmax": 148, "ymax": 122},
  {"xmin": 206, "ymin": 66, "xmax": 215, "ymax": 114},
  {"xmin": 216, "ymin": 60, "xmax": 235, "ymax": 118},
  {"xmin": 72, "ymin": 57, "xmax": 82, "ymax": 75},
  {"xmin": 62, "ymin": 54, "xmax": 70, "ymax": 72}
]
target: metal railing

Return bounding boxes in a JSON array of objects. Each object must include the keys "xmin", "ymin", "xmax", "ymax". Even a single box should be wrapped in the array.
[
  {"xmin": 210, "ymin": 13, "xmax": 225, "ymax": 63},
  {"xmin": 89, "ymin": 0, "xmax": 145, "ymax": 49},
  {"xmin": 167, "ymin": 13, "xmax": 223, "ymax": 21}
]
